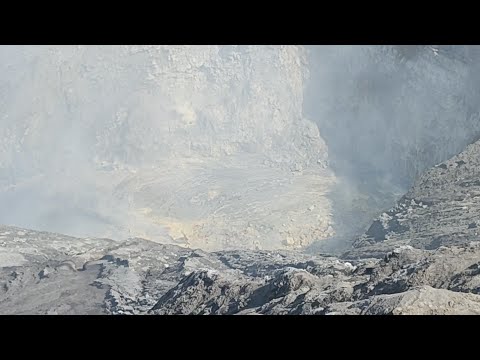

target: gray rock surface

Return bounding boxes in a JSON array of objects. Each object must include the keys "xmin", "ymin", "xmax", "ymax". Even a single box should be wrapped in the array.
[
  {"xmin": 323, "ymin": 286, "xmax": 480, "ymax": 315},
  {"xmin": 2, "ymin": 224, "xmax": 480, "ymax": 315},
  {"xmin": 351, "ymin": 139, "xmax": 480, "ymax": 257}
]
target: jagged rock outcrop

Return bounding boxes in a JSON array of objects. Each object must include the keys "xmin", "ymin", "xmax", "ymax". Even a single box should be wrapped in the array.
[
  {"xmin": 350, "ymin": 139, "xmax": 480, "ymax": 257},
  {"xmin": 323, "ymin": 286, "xmax": 480, "ymax": 315},
  {"xmin": 3, "ymin": 224, "xmax": 480, "ymax": 315}
]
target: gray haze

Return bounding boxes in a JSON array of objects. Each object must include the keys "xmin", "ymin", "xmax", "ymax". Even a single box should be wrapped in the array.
[
  {"xmin": 1, "ymin": 45, "xmax": 479, "ymax": 251},
  {"xmin": 305, "ymin": 45, "xmax": 480, "ymax": 250}
]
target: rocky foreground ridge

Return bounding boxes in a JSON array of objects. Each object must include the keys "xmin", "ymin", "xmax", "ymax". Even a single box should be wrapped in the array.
[{"xmin": 2, "ymin": 232, "xmax": 480, "ymax": 315}]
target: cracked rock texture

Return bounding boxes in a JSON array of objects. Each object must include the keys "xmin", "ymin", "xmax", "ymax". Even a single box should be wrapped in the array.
[
  {"xmin": 3, "ymin": 223, "xmax": 480, "ymax": 315},
  {"xmin": 351, "ymin": 139, "xmax": 480, "ymax": 257}
]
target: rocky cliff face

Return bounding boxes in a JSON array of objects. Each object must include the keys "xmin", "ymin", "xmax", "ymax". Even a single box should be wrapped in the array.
[
  {"xmin": 0, "ymin": 45, "xmax": 332, "ymax": 250},
  {"xmin": 331, "ymin": 139, "xmax": 480, "ymax": 314},
  {"xmin": 350, "ymin": 139, "xmax": 480, "ymax": 258},
  {"xmin": 2, "ymin": 45, "xmax": 480, "ymax": 254}
]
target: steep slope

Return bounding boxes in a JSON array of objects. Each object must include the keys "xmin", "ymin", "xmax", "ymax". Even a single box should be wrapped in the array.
[
  {"xmin": 349, "ymin": 139, "xmax": 480, "ymax": 258},
  {"xmin": 305, "ymin": 45, "xmax": 480, "ymax": 249}
]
